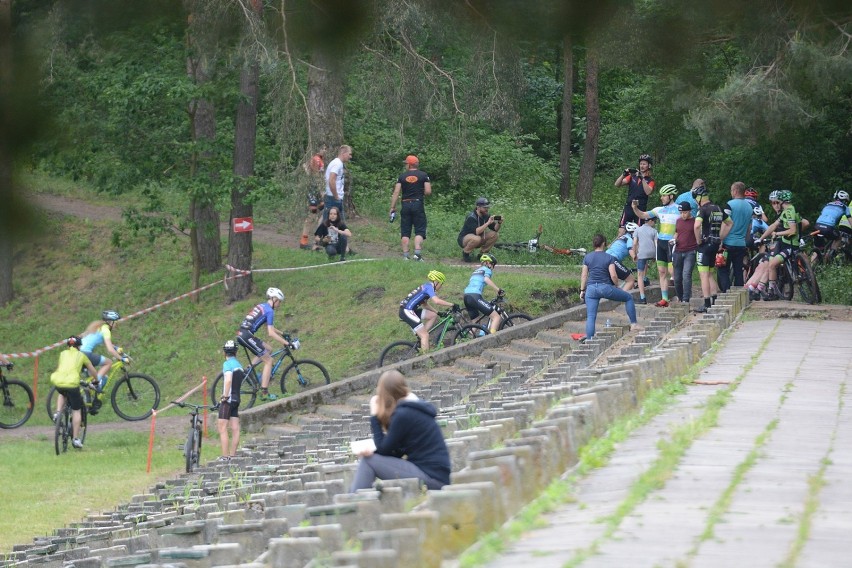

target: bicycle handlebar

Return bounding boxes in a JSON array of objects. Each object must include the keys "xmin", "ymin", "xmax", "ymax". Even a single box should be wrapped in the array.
[{"xmin": 171, "ymin": 400, "xmax": 215, "ymax": 411}]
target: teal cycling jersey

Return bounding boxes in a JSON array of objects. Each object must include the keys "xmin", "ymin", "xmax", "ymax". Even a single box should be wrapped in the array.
[
  {"xmin": 464, "ymin": 266, "xmax": 493, "ymax": 295},
  {"xmin": 605, "ymin": 234, "xmax": 633, "ymax": 261},
  {"xmin": 647, "ymin": 203, "xmax": 680, "ymax": 240}
]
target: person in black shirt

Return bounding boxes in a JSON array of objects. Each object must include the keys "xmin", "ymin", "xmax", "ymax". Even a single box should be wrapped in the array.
[
  {"xmin": 390, "ymin": 155, "xmax": 432, "ymax": 261},
  {"xmin": 615, "ymin": 153, "xmax": 656, "ymax": 237},
  {"xmin": 457, "ymin": 197, "xmax": 502, "ymax": 262}
]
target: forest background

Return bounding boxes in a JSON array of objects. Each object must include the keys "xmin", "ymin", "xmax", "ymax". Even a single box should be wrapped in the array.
[{"xmin": 1, "ymin": 0, "xmax": 851, "ymax": 306}]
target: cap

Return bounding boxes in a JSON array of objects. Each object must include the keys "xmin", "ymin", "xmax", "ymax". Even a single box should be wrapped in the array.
[
  {"xmin": 475, "ymin": 197, "xmax": 490, "ymax": 207},
  {"xmin": 679, "ymin": 201, "xmax": 692, "ymax": 212},
  {"xmin": 404, "ymin": 155, "xmax": 419, "ymax": 166}
]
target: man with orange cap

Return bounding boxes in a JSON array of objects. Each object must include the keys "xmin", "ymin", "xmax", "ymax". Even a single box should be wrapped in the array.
[{"xmin": 390, "ymin": 155, "xmax": 432, "ymax": 261}]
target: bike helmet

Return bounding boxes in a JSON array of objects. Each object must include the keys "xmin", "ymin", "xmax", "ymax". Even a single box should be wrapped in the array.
[
  {"xmin": 625, "ymin": 222, "xmax": 639, "ymax": 233},
  {"xmin": 638, "ymin": 153, "xmax": 653, "ymax": 166},
  {"xmin": 777, "ymin": 189, "xmax": 793, "ymax": 203},
  {"xmin": 427, "ymin": 270, "xmax": 446, "ymax": 284},
  {"xmin": 745, "ymin": 187, "xmax": 759, "ymax": 199},
  {"xmin": 266, "ymin": 287, "xmax": 285, "ymax": 301},
  {"xmin": 753, "ymin": 205, "xmax": 764, "ymax": 217},
  {"xmin": 692, "ymin": 184, "xmax": 708, "ymax": 197},
  {"xmin": 768, "ymin": 190, "xmax": 781, "ymax": 202},
  {"xmin": 834, "ymin": 190, "xmax": 850, "ymax": 203},
  {"xmin": 102, "ymin": 310, "xmax": 120, "ymax": 322},
  {"xmin": 659, "ymin": 184, "xmax": 678, "ymax": 196},
  {"xmin": 67, "ymin": 335, "xmax": 83, "ymax": 348},
  {"xmin": 480, "ymin": 253, "xmax": 497, "ymax": 265},
  {"xmin": 223, "ymin": 340, "xmax": 238, "ymax": 356}
]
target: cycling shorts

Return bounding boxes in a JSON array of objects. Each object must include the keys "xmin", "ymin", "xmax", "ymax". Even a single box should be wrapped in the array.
[
  {"xmin": 769, "ymin": 240, "xmax": 796, "ymax": 262},
  {"xmin": 399, "ymin": 306, "xmax": 426, "ymax": 333},
  {"xmin": 463, "ymin": 294, "xmax": 494, "ymax": 320},
  {"xmin": 82, "ymin": 351, "xmax": 107, "ymax": 367},
  {"xmin": 612, "ymin": 259, "xmax": 632, "ymax": 281},
  {"xmin": 696, "ymin": 241, "xmax": 721, "ymax": 267},
  {"xmin": 218, "ymin": 400, "xmax": 240, "ymax": 420},
  {"xmin": 56, "ymin": 386, "xmax": 84, "ymax": 411},
  {"xmin": 656, "ymin": 239, "xmax": 674, "ymax": 264},
  {"xmin": 236, "ymin": 329, "xmax": 269, "ymax": 358}
]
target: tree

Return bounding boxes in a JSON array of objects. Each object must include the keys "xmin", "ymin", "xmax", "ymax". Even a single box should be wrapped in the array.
[
  {"xmin": 576, "ymin": 47, "xmax": 599, "ymax": 204},
  {"xmin": 0, "ymin": 0, "xmax": 12, "ymax": 306},
  {"xmin": 558, "ymin": 34, "xmax": 573, "ymax": 201}
]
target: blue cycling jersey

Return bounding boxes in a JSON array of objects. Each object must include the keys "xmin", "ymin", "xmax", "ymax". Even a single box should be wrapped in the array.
[
  {"xmin": 401, "ymin": 282, "xmax": 436, "ymax": 311},
  {"xmin": 816, "ymin": 201, "xmax": 851, "ymax": 227},
  {"xmin": 605, "ymin": 234, "xmax": 633, "ymax": 261},
  {"xmin": 240, "ymin": 303, "xmax": 275, "ymax": 334},
  {"xmin": 464, "ymin": 266, "xmax": 492, "ymax": 295},
  {"xmin": 80, "ymin": 323, "xmax": 111, "ymax": 354}
]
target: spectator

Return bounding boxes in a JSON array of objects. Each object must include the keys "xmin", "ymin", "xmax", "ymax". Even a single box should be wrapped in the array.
[
  {"xmin": 672, "ymin": 201, "xmax": 699, "ymax": 304},
  {"xmin": 314, "ymin": 206, "xmax": 351, "ymax": 262},
  {"xmin": 217, "ymin": 340, "xmax": 244, "ymax": 461},
  {"xmin": 719, "ymin": 181, "xmax": 753, "ymax": 291},
  {"xmin": 676, "ymin": 179, "xmax": 702, "ymax": 217},
  {"xmin": 693, "ymin": 186, "xmax": 729, "ymax": 313},
  {"xmin": 299, "ymin": 145, "xmax": 327, "ymax": 250},
  {"xmin": 631, "ymin": 216, "xmax": 657, "ymax": 304},
  {"xmin": 324, "ymin": 144, "xmax": 352, "ymax": 220},
  {"xmin": 390, "ymin": 155, "xmax": 432, "ymax": 261},
  {"xmin": 614, "ymin": 153, "xmax": 656, "ymax": 237},
  {"xmin": 579, "ymin": 234, "xmax": 642, "ymax": 340},
  {"xmin": 457, "ymin": 197, "xmax": 502, "ymax": 263},
  {"xmin": 350, "ymin": 370, "xmax": 451, "ymax": 492}
]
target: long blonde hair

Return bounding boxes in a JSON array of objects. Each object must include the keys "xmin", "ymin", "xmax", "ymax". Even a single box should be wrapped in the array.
[{"xmin": 375, "ymin": 370, "xmax": 410, "ymax": 430}]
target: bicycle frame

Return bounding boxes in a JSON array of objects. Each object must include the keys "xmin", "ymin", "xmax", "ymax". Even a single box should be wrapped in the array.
[{"xmin": 239, "ymin": 343, "xmax": 294, "ymax": 383}]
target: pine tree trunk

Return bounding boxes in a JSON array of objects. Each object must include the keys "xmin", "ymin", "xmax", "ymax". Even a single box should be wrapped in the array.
[
  {"xmin": 558, "ymin": 34, "xmax": 574, "ymax": 202},
  {"xmin": 576, "ymin": 48, "xmax": 599, "ymax": 205},
  {"xmin": 0, "ymin": 0, "xmax": 13, "ymax": 306}
]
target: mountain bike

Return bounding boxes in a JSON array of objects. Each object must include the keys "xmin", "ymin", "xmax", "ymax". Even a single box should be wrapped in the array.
[
  {"xmin": 209, "ymin": 336, "xmax": 330, "ymax": 408},
  {"xmin": 172, "ymin": 401, "xmax": 214, "ymax": 473},
  {"xmin": 0, "ymin": 362, "xmax": 34, "ymax": 429},
  {"xmin": 809, "ymin": 228, "xmax": 852, "ymax": 267},
  {"xmin": 378, "ymin": 307, "xmax": 469, "ymax": 367},
  {"xmin": 748, "ymin": 237, "xmax": 820, "ymax": 304},
  {"xmin": 493, "ymin": 225, "xmax": 586, "ymax": 258},
  {"xmin": 451, "ymin": 296, "xmax": 534, "ymax": 343},
  {"xmin": 54, "ymin": 380, "xmax": 92, "ymax": 455},
  {"xmin": 44, "ymin": 350, "xmax": 160, "ymax": 421}
]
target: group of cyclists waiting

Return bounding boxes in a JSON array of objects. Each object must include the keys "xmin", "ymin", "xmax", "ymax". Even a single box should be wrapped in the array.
[{"xmin": 612, "ymin": 153, "xmax": 851, "ymax": 308}]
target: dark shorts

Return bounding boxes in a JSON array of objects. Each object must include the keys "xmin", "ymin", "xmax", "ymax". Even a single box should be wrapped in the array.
[
  {"xmin": 56, "ymin": 386, "xmax": 84, "ymax": 411},
  {"xmin": 82, "ymin": 351, "xmax": 106, "ymax": 367},
  {"xmin": 697, "ymin": 241, "xmax": 721, "ymax": 267},
  {"xmin": 218, "ymin": 400, "xmax": 240, "ymax": 420},
  {"xmin": 656, "ymin": 239, "xmax": 674, "ymax": 263},
  {"xmin": 619, "ymin": 205, "xmax": 643, "ymax": 228},
  {"xmin": 236, "ymin": 329, "xmax": 268, "ymax": 358},
  {"xmin": 400, "ymin": 200, "xmax": 427, "ymax": 239},
  {"xmin": 399, "ymin": 306, "xmax": 425, "ymax": 332},
  {"xmin": 769, "ymin": 240, "xmax": 796, "ymax": 262},
  {"xmin": 813, "ymin": 224, "xmax": 838, "ymax": 249},
  {"xmin": 463, "ymin": 294, "xmax": 494, "ymax": 319},
  {"xmin": 612, "ymin": 259, "xmax": 632, "ymax": 281}
]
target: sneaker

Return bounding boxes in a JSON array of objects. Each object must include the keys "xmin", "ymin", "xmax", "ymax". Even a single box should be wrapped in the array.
[
  {"xmin": 630, "ymin": 324, "xmax": 645, "ymax": 333},
  {"xmin": 72, "ymin": 438, "xmax": 83, "ymax": 449},
  {"xmin": 462, "ymin": 252, "xmax": 473, "ymax": 263},
  {"xmin": 260, "ymin": 392, "xmax": 279, "ymax": 402},
  {"xmin": 347, "ymin": 249, "xmax": 357, "ymax": 257},
  {"xmin": 218, "ymin": 456, "xmax": 231, "ymax": 462},
  {"xmin": 655, "ymin": 299, "xmax": 670, "ymax": 308},
  {"xmin": 403, "ymin": 255, "xmax": 410, "ymax": 261},
  {"xmin": 694, "ymin": 306, "xmax": 708, "ymax": 313},
  {"xmin": 643, "ymin": 277, "xmax": 651, "ymax": 287},
  {"xmin": 636, "ymin": 297, "xmax": 647, "ymax": 304},
  {"xmin": 413, "ymin": 254, "xmax": 424, "ymax": 262}
]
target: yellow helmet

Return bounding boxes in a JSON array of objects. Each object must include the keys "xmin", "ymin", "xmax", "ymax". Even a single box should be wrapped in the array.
[{"xmin": 427, "ymin": 270, "xmax": 446, "ymax": 284}]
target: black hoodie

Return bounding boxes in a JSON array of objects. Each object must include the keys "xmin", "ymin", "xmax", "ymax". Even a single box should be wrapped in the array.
[{"xmin": 370, "ymin": 398, "xmax": 451, "ymax": 487}]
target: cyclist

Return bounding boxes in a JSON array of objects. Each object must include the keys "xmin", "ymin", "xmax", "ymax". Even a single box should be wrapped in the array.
[
  {"xmin": 80, "ymin": 310, "xmax": 126, "ymax": 414},
  {"xmin": 756, "ymin": 190, "xmax": 800, "ymax": 301},
  {"xmin": 50, "ymin": 336, "xmax": 99, "ymax": 449},
  {"xmin": 633, "ymin": 183, "xmax": 680, "ymax": 306},
  {"xmin": 812, "ymin": 190, "xmax": 851, "ymax": 260},
  {"xmin": 463, "ymin": 254, "xmax": 505, "ymax": 335},
  {"xmin": 218, "ymin": 340, "xmax": 244, "ymax": 461},
  {"xmin": 236, "ymin": 287, "xmax": 292, "ymax": 401},
  {"xmin": 399, "ymin": 270, "xmax": 459, "ymax": 352},
  {"xmin": 605, "ymin": 222, "xmax": 637, "ymax": 291},
  {"xmin": 693, "ymin": 185, "xmax": 729, "ymax": 312},
  {"xmin": 676, "ymin": 178, "xmax": 702, "ymax": 217},
  {"xmin": 615, "ymin": 153, "xmax": 656, "ymax": 238}
]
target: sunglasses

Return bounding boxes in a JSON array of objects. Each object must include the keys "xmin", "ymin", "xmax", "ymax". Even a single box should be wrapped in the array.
[{"xmin": 770, "ymin": 201, "xmax": 781, "ymax": 205}]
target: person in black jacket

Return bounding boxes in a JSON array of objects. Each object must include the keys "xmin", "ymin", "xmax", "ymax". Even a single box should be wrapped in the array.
[
  {"xmin": 457, "ymin": 197, "xmax": 502, "ymax": 262},
  {"xmin": 350, "ymin": 370, "xmax": 451, "ymax": 492}
]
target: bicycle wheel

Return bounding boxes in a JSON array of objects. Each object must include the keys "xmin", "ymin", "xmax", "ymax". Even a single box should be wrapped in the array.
[
  {"xmin": 280, "ymin": 360, "xmax": 331, "ymax": 395},
  {"xmin": 452, "ymin": 324, "xmax": 489, "ymax": 345},
  {"xmin": 79, "ymin": 404, "xmax": 88, "ymax": 445},
  {"xmin": 184, "ymin": 427, "xmax": 197, "ymax": 473},
  {"xmin": 777, "ymin": 262, "xmax": 795, "ymax": 301},
  {"xmin": 110, "ymin": 373, "xmax": 160, "ymax": 421},
  {"xmin": 54, "ymin": 410, "xmax": 69, "ymax": 455},
  {"xmin": 378, "ymin": 341, "xmax": 419, "ymax": 367},
  {"xmin": 0, "ymin": 379, "xmax": 34, "ymax": 429},
  {"xmin": 500, "ymin": 313, "xmax": 533, "ymax": 330},
  {"xmin": 45, "ymin": 386, "xmax": 58, "ymax": 421},
  {"xmin": 794, "ymin": 253, "xmax": 820, "ymax": 305},
  {"xmin": 210, "ymin": 370, "xmax": 259, "ymax": 410}
]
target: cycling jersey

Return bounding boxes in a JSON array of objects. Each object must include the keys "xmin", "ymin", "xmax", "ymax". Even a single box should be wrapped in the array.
[
  {"xmin": 464, "ymin": 266, "xmax": 492, "ymax": 295},
  {"xmin": 696, "ymin": 202, "xmax": 727, "ymax": 241},
  {"xmin": 605, "ymin": 234, "xmax": 633, "ymax": 261},
  {"xmin": 80, "ymin": 324, "xmax": 111, "ymax": 354},
  {"xmin": 751, "ymin": 218, "xmax": 770, "ymax": 239},
  {"xmin": 240, "ymin": 303, "xmax": 275, "ymax": 334},
  {"xmin": 623, "ymin": 173, "xmax": 656, "ymax": 210},
  {"xmin": 777, "ymin": 205, "xmax": 800, "ymax": 246},
  {"xmin": 815, "ymin": 201, "xmax": 852, "ymax": 228},
  {"xmin": 51, "ymin": 349, "xmax": 88, "ymax": 389},
  {"xmin": 645, "ymin": 204, "xmax": 679, "ymax": 240},
  {"xmin": 400, "ymin": 282, "xmax": 436, "ymax": 311},
  {"xmin": 676, "ymin": 192, "xmax": 699, "ymax": 217},
  {"xmin": 221, "ymin": 357, "xmax": 245, "ymax": 404}
]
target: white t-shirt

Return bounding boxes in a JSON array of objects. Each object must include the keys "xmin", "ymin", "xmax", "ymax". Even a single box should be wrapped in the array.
[{"xmin": 325, "ymin": 157, "xmax": 345, "ymax": 200}]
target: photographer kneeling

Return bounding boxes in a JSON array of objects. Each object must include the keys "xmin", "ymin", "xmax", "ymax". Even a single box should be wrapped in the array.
[{"xmin": 457, "ymin": 197, "xmax": 502, "ymax": 262}]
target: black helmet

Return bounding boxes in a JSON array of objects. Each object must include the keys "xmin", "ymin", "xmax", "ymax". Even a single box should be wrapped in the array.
[
  {"xmin": 638, "ymin": 153, "xmax": 653, "ymax": 166},
  {"xmin": 67, "ymin": 336, "xmax": 83, "ymax": 349},
  {"xmin": 223, "ymin": 340, "xmax": 238, "ymax": 356},
  {"xmin": 692, "ymin": 184, "xmax": 708, "ymax": 197}
]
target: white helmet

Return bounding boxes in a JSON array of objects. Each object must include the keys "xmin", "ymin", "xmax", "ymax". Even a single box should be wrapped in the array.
[
  {"xmin": 834, "ymin": 190, "xmax": 850, "ymax": 204},
  {"xmin": 625, "ymin": 222, "xmax": 639, "ymax": 234},
  {"xmin": 266, "ymin": 287, "xmax": 284, "ymax": 301},
  {"xmin": 753, "ymin": 205, "xmax": 764, "ymax": 216}
]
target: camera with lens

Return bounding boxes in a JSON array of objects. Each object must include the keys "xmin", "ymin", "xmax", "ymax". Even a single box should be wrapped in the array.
[{"xmin": 493, "ymin": 215, "xmax": 502, "ymax": 222}]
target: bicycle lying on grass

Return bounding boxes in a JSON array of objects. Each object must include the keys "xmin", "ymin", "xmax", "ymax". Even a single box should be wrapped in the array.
[
  {"xmin": 54, "ymin": 380, "xmax": 95, "ymax": 455},
  {"xmin": 0, "ymin": 362, "xmax": 34, "ymax": 429},
  {"xmin": 452, "ymin": 296, "xmax": 533, "ymax": 343},
  {"xmin": 172, "ymin": 400, "xmax": 215, "ymax": 473},
  {"xmin": 493, "ymin": 225, "xmax": 587, "ymax": 258},
  {"xmin": 45, "ymin": 349, "xmax": 160, "ymax": 422},
  {"xmin": 378, "ymin": 307, "xmax": 469, "ymax": 367},
  {"xmin": 208, "ymin": 335, "xmax": 330, "ymax": 409}
]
